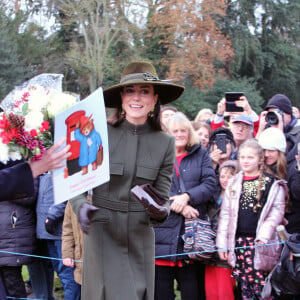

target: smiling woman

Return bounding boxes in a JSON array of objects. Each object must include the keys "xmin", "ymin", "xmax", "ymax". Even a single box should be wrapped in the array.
[
  {"xmin": 121, "ymin": 84, "xmax": 158, "ymax": 125},
  {"xmin": 154, "ymin": 111, "xmax": 217, "ymax": 300},
  {"xmin": 70, "ymin": 61, "xmax": 185, "ymax": 300},
  {"xmin": 167, "ymin": 112, "xmax": 199, "ymax": 156}
]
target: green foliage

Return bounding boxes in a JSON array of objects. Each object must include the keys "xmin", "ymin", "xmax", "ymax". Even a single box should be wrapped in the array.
[
  {"xmin": 0, "ymin": 29, "xmax": 25, "ymax": 100},
  {"xmin": 172, "ymin": 87, "xmax": 205, "ymax": 120},
  {"xmin": 220, "ymin": 0, "xmax": 300, "ymax": 106},
  {"xmin": 0, "ymin": 6, "xmax": 54, "ymax": 100}
]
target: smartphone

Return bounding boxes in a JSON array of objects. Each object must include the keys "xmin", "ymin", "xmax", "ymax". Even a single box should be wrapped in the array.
[
  {"xmin": 216, "ymin": 133, "xmax": 227, "ymax": 153},
  {"xmin": 225, "ymin": 92, "xmax": 244, "ymax": 112}
]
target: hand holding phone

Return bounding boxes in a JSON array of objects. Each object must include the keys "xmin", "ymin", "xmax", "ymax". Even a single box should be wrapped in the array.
[
  {"xmin": 216, "ymin": 133, "xmax": 227, "ymax": 153},
  {"xmin": 225, "ymin": 92, "xmax": 244, "ymax": 112}
]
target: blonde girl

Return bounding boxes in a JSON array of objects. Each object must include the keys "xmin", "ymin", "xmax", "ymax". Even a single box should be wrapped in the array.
[{"xmin": 216, "ymin": 139, "xmax": 288, "ymax": 299}]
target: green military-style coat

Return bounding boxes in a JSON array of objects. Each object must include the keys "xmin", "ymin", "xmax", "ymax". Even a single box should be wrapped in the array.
[{"xmin": 71, "ymin": 119, "xmax": 175, "ymax": 300}]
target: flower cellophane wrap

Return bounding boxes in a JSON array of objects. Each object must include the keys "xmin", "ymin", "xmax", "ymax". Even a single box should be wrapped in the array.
[{"xmin": 0, "ymin": 74, "xmax": 77, "ymax": 164}]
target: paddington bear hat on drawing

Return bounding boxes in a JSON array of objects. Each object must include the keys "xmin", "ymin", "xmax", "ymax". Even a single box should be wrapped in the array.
[{"xmin": 103, "ymin": 61, "xmax": 185, "ymax": 108}]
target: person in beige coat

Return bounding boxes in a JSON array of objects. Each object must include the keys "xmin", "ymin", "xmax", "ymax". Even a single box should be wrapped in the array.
[{"xmin": 62, "ymin": 200, "xmax": 84, "ymax": 285}]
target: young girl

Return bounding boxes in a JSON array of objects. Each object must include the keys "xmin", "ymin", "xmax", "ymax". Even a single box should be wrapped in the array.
[
  {"xmin": 216, "ymin": 139, "xmax": 288, "ymax": 299},
  {"xmin": 191, "ymin": 121, "xmax": 211, "ymax": 149},
  {"xmin": 205, "ymin": 160, "xmax": 239, "ymax": 300}
]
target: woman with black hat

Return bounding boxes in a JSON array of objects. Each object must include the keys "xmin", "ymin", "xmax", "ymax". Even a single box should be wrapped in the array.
[{"xmin": 70, "ymin": 61, "xmax": 184, "ymax": 300}]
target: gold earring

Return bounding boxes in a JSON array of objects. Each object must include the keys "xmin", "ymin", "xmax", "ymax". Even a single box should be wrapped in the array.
[
  {"xmin": 148, "ymin": 110, "xmax": 154, "ymax": 118},
  {"xmin": 121, "ymin": 109, "xmax": 126, "ymax": 117}
]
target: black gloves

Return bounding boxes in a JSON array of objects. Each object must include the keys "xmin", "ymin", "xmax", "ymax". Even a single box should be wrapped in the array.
[
  {"xmin": 78, "ymin": 202, "xmax": 99, "ymax": 234},
  {"xmin": 45, "ymin": 217, "xmax": 56, "ymax": 234}
]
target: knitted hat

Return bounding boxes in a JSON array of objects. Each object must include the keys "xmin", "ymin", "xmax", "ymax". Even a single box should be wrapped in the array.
[
  {"xmin": 208, "ymin": 127, "xmax": 236, "ymax": 150},
  {"xmin": 265, "ymin": 94, "xmax": 292, "ymax": 115},
  {"xmin": 103, "ymin": 61, "xmax": 185, "ymax": 108},
  {"xmin": 231, "ymin": 115, "xmax": 254, "ymax": 128},
  {"xmin": 161, "ymin": 105, "xmax": 178, "ymax": 113},
  {"xmin": 258, "ymin": 127, "xmax": 287, "ymax": 153},
  {"xmin": 219, "ymin": 159, "xmax": 240, "ymax": 174}
]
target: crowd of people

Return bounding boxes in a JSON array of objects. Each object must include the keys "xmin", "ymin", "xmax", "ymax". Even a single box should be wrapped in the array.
[{"xmin": 0, "ymin": 60, "xmax": 300, "ymax": 300}]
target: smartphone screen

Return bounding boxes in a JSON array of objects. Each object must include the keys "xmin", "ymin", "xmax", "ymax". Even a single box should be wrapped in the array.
[
  {"xmin": 216, "ymin": 133, "xmax": 227, "ymax": 153},
  {"xmin": 225, "ymin": 92, "xmax": 244, "ymax": 112}
]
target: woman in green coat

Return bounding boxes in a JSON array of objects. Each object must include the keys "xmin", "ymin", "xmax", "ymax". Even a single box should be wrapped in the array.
[{"xmin": 70, "ymin": 61, "xmax": 184, "ymax": 300}]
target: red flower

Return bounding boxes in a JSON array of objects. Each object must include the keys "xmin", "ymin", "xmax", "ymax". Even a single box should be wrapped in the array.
[
  {"xmin": 0, "ymin": 127, "xmax": 19, "ymax": 144},
  {"xmin": 41, "ymin": 121, "xmax": 49, "ymax": 131},
  {"xmin": 0, "ymin": 115, "xmax": 9, "ymax": 130},
  {"xmin": 9, "ymin": 127, "xmax": 20, "ymax": 139},
  {"xmin": 0, "ymin": 131, "xmax": 11, "ymax": 144},
  {"xmin": 30, "ymin": 129, "xmax": 38, "ymax": 137}
]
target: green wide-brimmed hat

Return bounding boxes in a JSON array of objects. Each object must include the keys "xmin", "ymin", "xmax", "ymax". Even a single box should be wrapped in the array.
[{"xmin": 103, "ymin": 61, "xmax": 185, "ymax": 108}]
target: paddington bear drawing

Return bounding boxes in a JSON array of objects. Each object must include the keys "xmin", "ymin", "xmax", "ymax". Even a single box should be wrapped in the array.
[{"xmin": 75, "ymin": 114, "xmax": 102, "ymax": 175}]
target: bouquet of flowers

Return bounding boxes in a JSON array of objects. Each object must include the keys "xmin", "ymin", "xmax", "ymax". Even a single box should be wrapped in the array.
[{"xmin": 0, "ymin": 74, "xmax": 77, "ymax": 164}]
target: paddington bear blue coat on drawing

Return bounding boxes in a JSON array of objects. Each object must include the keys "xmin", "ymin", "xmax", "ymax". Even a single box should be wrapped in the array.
[{"xmin": 75, "ymin": 128, "xmax": 102, "ymax": 167}]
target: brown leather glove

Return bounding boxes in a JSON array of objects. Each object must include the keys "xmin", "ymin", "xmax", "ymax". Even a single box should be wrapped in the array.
[{"xmin": 131, "ymin": 185, "xmax": 168, "ymax": 221}]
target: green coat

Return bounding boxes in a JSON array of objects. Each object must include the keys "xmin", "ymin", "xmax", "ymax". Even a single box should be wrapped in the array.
[{"xmin": 70, "ymin": 120, "xmax": 175, "ymax": 300}]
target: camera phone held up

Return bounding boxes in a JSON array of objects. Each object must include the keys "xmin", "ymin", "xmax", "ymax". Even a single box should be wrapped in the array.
[{"xmin": 265, "ymin": 109, "xmax": 284, "ymax": 128}]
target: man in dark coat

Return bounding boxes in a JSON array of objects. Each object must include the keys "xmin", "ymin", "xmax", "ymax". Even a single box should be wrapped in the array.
[{"xmin": 0, "ymin": 160, "xmax": 38, "ymax": 298}]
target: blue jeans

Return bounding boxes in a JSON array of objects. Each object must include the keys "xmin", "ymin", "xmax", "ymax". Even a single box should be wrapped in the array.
[
  {"xmin": 47, "ymin": 239, "xmax": 81, "ymax": 300},
  {"xmin": 28, "ymin": 239, "xmax": 55, "ymax": 300},
  {"xmin": 28, "ymin": 259, "xmax": 55, "ymax": 300}
]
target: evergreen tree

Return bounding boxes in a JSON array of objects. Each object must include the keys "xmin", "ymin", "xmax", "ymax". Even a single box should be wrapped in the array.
[
  {"xmin": 220, "ymin": 0, "xmax": 300, "ymax": 105},
  {"xmin": 0, "ymin": 29, "xmax": 25, "ymax": 100}
]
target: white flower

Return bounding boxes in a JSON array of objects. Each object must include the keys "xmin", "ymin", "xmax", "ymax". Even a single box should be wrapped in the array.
[
  {"xmin": 27, "ymin": 85, "xmax": 50, "ymax": 112},
  {"xmin": 47, "ymin": 93, "xmax": 77, "ymax": 118},
  {"xmin": 8, "ymin": 150, "xmax": 22, "ymax": 162},
  {"xmin": 0, "ymin": 142, "xmax": 9, "ymax": 164},
  {"xmin": 24, "ymin": 111, "xmax": 44, "ymax": 131}
]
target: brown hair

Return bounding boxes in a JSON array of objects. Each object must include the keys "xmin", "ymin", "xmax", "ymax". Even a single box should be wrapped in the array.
[
  {"xmin": 191, "ymin": 121, "xmax": 212, "ymax": 136},
  {"xmin": 265, "ymin": 151, "xmax": 287, "ymax": 180}
]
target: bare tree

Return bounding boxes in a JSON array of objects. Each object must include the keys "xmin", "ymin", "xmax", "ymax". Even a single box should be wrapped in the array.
[{"xmin": 57, "ymin": 0, "xmax": 135, "ymax": 92}]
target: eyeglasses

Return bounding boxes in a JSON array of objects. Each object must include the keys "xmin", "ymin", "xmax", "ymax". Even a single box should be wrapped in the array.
[{"xmin": 232, "ymin": 122, "xmax": 250, "ymax": 130}]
